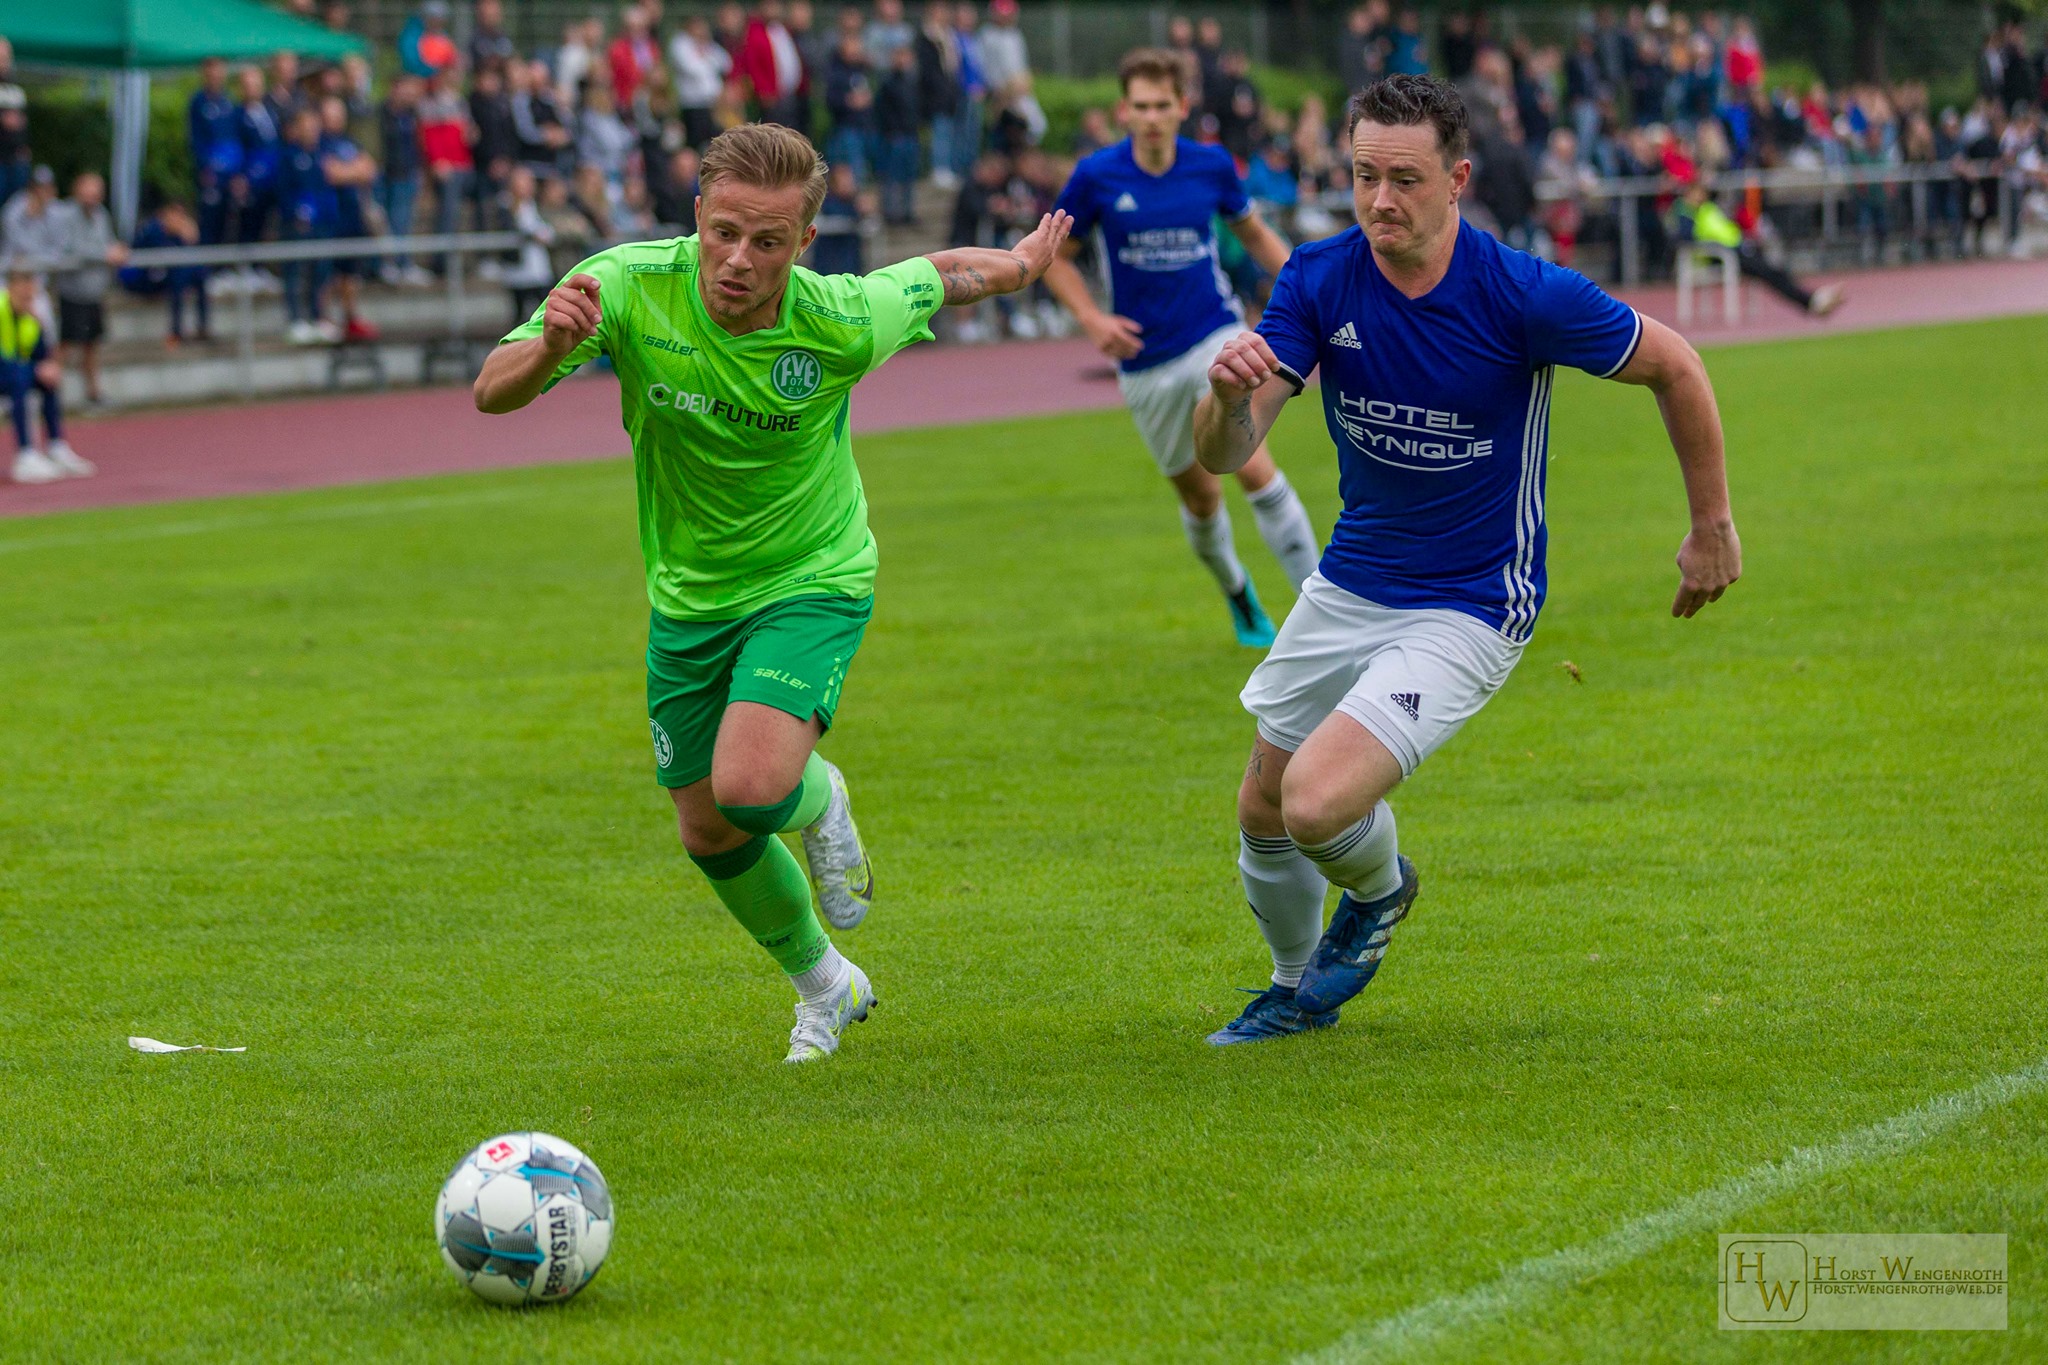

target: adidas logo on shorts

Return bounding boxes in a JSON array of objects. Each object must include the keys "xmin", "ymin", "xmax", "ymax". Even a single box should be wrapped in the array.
[
  {"xmin": 1329, "ymin": 321, "xmax": 1362, "ymax": 349},
  {"xmin": 1389, "ymin": 691, "xmax": 1421, "ymax": 721}
]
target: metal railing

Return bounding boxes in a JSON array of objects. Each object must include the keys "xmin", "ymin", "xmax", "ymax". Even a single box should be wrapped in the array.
[
  {"xmin": 122, "ymin": 231, "xmax": 524, "ymax": 397},
  {"xmin": 1541, "ymin": 160, "xmax": 2016, "ymax": 286}
]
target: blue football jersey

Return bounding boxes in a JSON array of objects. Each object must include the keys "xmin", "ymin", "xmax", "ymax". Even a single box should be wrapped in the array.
[
  {"xmin": 1053, "ymin": 138, "xmax": 1250, "ymax": 373},
  {"xmin": 1258, "ymin": 219, "xmax": 1642, "ymax": 641}
]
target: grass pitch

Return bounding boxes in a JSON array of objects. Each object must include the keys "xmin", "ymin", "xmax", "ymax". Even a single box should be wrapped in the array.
[{"xmin": 3, "ymin": 316, "xmax": 2045, "ymax": 1363}]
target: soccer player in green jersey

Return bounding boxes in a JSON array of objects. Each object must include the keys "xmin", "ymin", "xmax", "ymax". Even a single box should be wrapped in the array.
[{"xmin": 475, "ymin": 124, "xmax": 1072, "ymax": 1062}]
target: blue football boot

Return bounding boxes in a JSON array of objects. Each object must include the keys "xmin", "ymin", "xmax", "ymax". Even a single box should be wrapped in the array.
[
  {"xmin": 1227, "ymin": 580, "xmax": 1277, "ymax": 648},
  {"xmin": 1205, "ymin": 983, "xmax": 1339, "ymax": 1046},
  {"xmin": 1293, "ymin": 856, "xmax": 1420, "ymax": 1014}
]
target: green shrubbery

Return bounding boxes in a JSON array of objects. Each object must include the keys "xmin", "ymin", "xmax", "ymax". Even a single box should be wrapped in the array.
[
  {"xmin": 1034, "ymin": 63, "xmax": 1347, "ymax": 156},
  {"xmin": 23, "ymin": 78, "xmax": 195, "ymax": 209}
]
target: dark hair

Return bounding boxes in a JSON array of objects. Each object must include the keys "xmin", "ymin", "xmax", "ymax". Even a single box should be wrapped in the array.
[
  {"xmin": 1345, "ymin": 74, "xmax": 1470, "ymax": 164},
  {"xmin": 1118, "ymin": 47, "xmax": 1191, "ymax": 99}
]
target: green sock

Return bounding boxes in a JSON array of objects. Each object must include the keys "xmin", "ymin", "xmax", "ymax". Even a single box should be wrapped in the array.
[
  {"xmin": 717, "ymin": 750, "xmax": 833, "ymax": 835},
  {"xmin": 689, "ymin": 835, "xmax": 829, "ymax": 975},
  {"xmin": 783, "ymin": 751, "xmax": 832, "ymax": 831}
]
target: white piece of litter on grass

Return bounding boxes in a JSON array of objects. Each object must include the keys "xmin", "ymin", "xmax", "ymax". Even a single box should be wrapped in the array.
[{"xmin": 128, "ymin": 1037, "xmax": 246, "ymax": 1054}]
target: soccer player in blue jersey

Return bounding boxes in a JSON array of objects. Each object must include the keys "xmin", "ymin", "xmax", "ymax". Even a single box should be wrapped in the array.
[
  {"xmin": 1042, "ymin": 49, "xmax": 1320, "ymax": 648},
  {"xmin": 1192, "ymin": 75, "xmax": 1743, "ymax": 1044}
]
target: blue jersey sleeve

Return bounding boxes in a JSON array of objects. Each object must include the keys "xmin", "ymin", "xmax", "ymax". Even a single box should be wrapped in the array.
[
  {"xmin": 1052, "ymin": 161, "xmax": 1099, "ymax": 238},
  {"xmin": 1213, "ymin": 147, "xmax": 1251, "ymax": 220},
  {"xmin": 1522, "ymin": 261, "xmax": 1643, "ymax": 377},
  {"xmin": 1255, "ymin": 253, "xmax": 1318, "ymax": 390}
]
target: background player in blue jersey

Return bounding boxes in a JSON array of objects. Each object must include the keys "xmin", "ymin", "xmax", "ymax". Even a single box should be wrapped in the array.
[
  {"xmin": 1191, "ymin": 75, "xmax": 1743, "ymax": 1044},
  {"xmin": 1042, "ymin": 50, "xmax": 1320, "ymax": 648}
]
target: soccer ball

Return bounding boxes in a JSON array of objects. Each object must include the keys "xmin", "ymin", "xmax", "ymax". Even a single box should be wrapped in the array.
[{"xmin": 435, "ymin": 1132, "xmax": 614, "ymax": 1305}]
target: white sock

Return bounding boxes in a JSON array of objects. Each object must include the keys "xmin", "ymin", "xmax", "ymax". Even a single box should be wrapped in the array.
[
  {"xmin": 1293, "ymin": 801, "xmax": 1403, "ymax": 902},
  {"xmin": 1245, "ymin": 472, "xmax": 1319, "ymax": 589},
  {"xmin": 1239, "ymin": 828, "xmax": 1327, "ymax": 988},
  {"xmin": 789, "ymin": 943, "xmax": 851, "ymax": 1004},
  {"xmin": 1181, "ymin": 504, "xmax": 1248, "ymax": 595}
]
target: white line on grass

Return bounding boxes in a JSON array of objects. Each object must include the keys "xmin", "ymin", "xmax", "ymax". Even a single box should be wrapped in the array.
[
  {"xmin": 0, "ymin": 479, "xmax": 612, "ymax": 558},
  {"xmin": 1296, "ymin": 1054, "xmax": 2048, "ymax": 1364}
]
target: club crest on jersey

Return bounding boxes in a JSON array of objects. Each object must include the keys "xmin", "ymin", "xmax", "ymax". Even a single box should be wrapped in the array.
[
  {"xmin": 1329, "ymin": 321, "xmax": 1362, "ymax": 349},
  {"xmin": 1114, "ymin": 192, "xmax": 1139, "ymax": 212},
  {"xmin": 770, "ymin": 349, "xmax": 823, "ymax": 400}
]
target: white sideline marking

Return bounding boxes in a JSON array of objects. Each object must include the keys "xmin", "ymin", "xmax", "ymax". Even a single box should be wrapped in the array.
[
  {"xmin": 0, "ymin": 480, "xmax": 605, "ymax": 558},
  {"xmin": 1296, "ymin": 1055, "xmax": 2048, "ymax": 1363}
]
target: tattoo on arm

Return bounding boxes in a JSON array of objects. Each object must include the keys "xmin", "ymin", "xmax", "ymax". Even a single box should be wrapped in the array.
[
  {"xmin": 939, "ymin": 262, "xmax": 988, "ymax": 304},
  {"xmin": 936, "ymin": 251, "xmax": 1031, "ymax": 304},
  {"xmin": 1229, "ymin": 396, "xmax": 1256, "ymax": 444}
]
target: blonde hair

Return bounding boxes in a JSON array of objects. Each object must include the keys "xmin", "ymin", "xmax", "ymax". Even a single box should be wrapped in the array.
[{"xmin": 699, "ymin": 123, "xmax": 829, "ymax": 224}]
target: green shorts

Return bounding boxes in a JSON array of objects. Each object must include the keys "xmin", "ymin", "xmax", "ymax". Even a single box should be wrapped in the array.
[{"xmin": 645, "ymin": 594, "xmax": 872, "ymax": 788}]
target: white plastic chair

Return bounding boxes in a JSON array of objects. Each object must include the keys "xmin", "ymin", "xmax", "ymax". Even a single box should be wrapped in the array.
[{"xmin": 1675, "ymin": 243, "xmax": 1743, "ymax": 324}]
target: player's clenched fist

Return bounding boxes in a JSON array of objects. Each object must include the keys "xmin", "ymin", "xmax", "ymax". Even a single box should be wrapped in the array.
[
  {"xmin": 1208, "ymin": 331, "xmax": 1284, "ymax": 402},
  {"xmin": 542, "ymin": 273, "xmax": 603, "ymax": 357}
]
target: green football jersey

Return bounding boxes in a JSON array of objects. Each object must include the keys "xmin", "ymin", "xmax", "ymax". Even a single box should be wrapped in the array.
[{"xmin": 503, "ymin": 236, "xmax": 942, "ymax": 621}]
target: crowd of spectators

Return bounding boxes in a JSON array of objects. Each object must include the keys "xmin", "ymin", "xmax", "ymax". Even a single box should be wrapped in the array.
[
  {"xmin": 163, "ymin": 0, "xmax": 1054, "ymax": 341},
  {"xmin": 1248, "ymin": 5, "xmax": 2048, "ymax": 276},
  {"xmin": 5, "ymin": 3, "xmax": 2048, "ymax": 373}
]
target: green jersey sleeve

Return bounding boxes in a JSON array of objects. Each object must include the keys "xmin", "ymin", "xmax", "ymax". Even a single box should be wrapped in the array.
[
  {"xmin": 857, "ymin": 256, "xmax": 943, "ymax": 374},
  {"xmin": 499, "ymin": 248, "xmax": 629, "ymax": 392}
]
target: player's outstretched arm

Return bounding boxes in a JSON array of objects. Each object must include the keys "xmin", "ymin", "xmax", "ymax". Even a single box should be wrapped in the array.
[
  {"xmin": 1610, "ymin": 314, "xmax": 1742, "ymax": 619},
  {"xmin": 925, "ymin": 210, "xmax": 1073, "ymax": 306},
  {"xmin": 473, "ymin": 273, "xmax": 602, "ymax": 415},
  {"xmin": 1194, "ymin": 331, "xmax": 1295, "ymax": 476}
]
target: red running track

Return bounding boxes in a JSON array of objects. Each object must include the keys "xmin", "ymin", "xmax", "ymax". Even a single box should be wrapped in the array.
[{"xmin": 5, "ymin": 254, "xmax": 2046, "ymax": 520}]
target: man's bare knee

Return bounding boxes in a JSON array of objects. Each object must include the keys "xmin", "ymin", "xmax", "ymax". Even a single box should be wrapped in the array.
[
  {"xmin": 1170, "ymin": 464, "xmax": 1223, "ymax": 519},
  {"xmin": 1237, "ymin": 737, "xmax": 1291, "ymax": 837},
  {"xmin": 1235, "ymin": 446, "xmax": 1278, "ymax": 493},
  {"xmin": 1237, "ymin": 774, "xmax": 1286, "ymax": 838},
  {"xmin": 669, "ymin": 783, "xmax": 750, "ymax": 858},
  {"xmin": 1280, "ymin": 763, "xmax": 1377, "ymax": 847}
]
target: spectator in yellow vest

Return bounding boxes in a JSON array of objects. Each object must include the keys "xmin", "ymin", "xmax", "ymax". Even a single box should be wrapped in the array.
[
  {"xmin": 2, "ymin": 266, "xmax": 90, "ymax": 482},
  {"xmin": 1673, "ymin": 180, "xmax": 1843, "ymax": 317}
]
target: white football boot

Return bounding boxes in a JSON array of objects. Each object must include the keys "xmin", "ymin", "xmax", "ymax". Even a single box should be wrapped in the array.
[
  {"xmin": 784, "ymin": 963, "xmax": 876, "ymax": 1064},
  {"xmin": 799, "ymin": 758, "xmax": 873, "ymax": 930},
  {"xmin": 11, "ymin": 448, "xmax": 63, "ymax": 483},
  {"xmin": 45, "ymin": 440, "xmax": 95, "ymax": 477}
]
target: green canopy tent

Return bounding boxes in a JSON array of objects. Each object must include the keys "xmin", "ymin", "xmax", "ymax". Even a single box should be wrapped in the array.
[{"xmin": 0, "ymin": 0, "xmax": 367, "ymax": 234}]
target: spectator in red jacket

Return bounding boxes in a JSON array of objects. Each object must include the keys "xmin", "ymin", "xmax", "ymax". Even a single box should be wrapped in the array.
[
  {"xmin": 417, "ymin": 70, "xmax": 475, "ymax": 239},
  {"xmin": 608, "ymin": 5, "xmax": 662, "ymax": 108},
  {"xmin": 738, "ymin": 0, "xmax": 808, "ymax": 128}
]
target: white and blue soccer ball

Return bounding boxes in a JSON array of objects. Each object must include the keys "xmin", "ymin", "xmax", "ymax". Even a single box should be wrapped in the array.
[{"xmin": 436, "ymin": 1132, "xmax": 613, "ymax": 1305}]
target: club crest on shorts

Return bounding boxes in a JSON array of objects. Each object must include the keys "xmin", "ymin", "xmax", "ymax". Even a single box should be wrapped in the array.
[
  {"xmin": 770, "ymin": 349, "xmax": 822, "ymax": 401},
  {"xmin": 649, "ymin": 718, "xmax": 674, "ymax": 768}
]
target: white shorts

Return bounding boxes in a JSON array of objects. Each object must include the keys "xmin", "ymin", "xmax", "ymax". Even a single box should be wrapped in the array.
[
  {"xmin": 1240, "ymin": 573, "xmax": 1525, "ymax": 777},
  {"xmin": 1115, "ymin": 323, "xmax": 1244, "ymax": 478}
]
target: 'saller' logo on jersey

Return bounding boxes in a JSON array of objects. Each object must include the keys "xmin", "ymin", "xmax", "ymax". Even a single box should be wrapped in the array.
[
  {"xmin": 1329, "ymin": 321, "xmax": 1363, "ymax": 349},
  {"xmin": 649, "ymin": 719, "xmax": 674, "ymax": 769},
  {"xmin": 770, "ymin": 348, "xmax": 823, "ymax": 400},
  {"xmin": 1114, "ymin": 192, "xmax": 1139, "ymax": 212}
]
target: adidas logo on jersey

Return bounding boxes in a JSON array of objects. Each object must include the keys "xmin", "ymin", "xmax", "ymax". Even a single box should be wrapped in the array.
[
  {"xmin": 1329, "ymin": 321, "xmax": 1362, "ymax": 349},
  {"xmin": 1114, "ymin": 192, "xmax": 1139, "ymax": 212}
]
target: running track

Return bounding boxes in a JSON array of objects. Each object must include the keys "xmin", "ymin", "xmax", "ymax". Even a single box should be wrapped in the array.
[{"xmin": 6, "ymin": 255, "xmax": 2046, "ymax": 519}]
